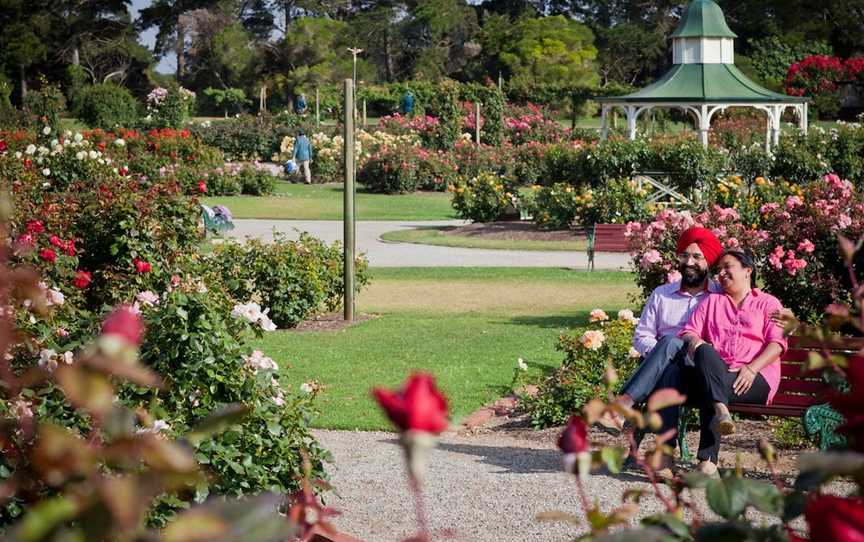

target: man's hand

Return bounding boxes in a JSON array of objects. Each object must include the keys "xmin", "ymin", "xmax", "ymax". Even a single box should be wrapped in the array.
[
  {"xmin": 685, "ymin": 335, "xmax": 705, "ymax": 359},
  {"xmin": 732, "ymin": 365, "xmax": 756, "ymax": 396}
]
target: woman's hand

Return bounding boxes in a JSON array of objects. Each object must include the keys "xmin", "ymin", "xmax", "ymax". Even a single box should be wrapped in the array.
[
  {"xmin": 685, "ymin": 335, "xmax": 705, "ymax": 359},
  {"xmin": 732, "ymin": 365, "xmax": 757, "ymax": 396},
  {"xmin": 770, "ymin": 308, "xmax": 797, "ymax": 333}
]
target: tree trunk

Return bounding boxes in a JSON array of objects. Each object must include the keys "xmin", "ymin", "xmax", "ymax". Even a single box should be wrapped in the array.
[
  {"xmin": 20, "ymin": 64, "xmax": 27, "ymax": 101},
  {"xmin": 176, "ymin": 18, "xmax": 186, "ymax": 81},
  {"xmin": 384, "ymin": 27, "xmax": 394, "ymax": 82},
  {"xmin": 72, "ymin": 45, "xmax": 80, "ymax": 66}
]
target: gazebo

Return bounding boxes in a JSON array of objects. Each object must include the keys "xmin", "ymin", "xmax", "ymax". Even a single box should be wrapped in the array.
[{"xmin": 596, "ymin": 0, "xmax": 809, "ymax": 151}]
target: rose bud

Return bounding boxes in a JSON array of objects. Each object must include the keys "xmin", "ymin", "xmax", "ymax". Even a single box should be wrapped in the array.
[
  {"xmin": 373, "ymin": 373, "xmax": 449, "ymax": 482},
  {"xmin": 197, "ymin": 180, "xmax": 207, "ymax": 193},
  {"xmin": 558, "ymin": 415, "xmax": 592, "ymax": 477}
]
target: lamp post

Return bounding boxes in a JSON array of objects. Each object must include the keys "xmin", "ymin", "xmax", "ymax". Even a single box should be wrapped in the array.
[{"xmin": 346, "ymin": 47, "xmax": 363, "ymax": 124}]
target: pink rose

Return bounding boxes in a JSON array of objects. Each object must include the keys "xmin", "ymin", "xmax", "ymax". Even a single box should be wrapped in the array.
[
  {"xmin": 667, "ymin": 270, "xmax": 682, "ymax": 284},
  {"xmin": 797, "ymin": 239, "xmax": 815, "ymax": 253},
  {"xmin": 639, "ymin": 249, "xmax": 662, "ymax": 269}
]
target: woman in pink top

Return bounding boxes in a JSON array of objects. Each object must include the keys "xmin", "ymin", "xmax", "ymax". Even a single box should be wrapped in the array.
[{"xmin": 679, "ymin": 250, "xmax": 787, "ymax": 476}]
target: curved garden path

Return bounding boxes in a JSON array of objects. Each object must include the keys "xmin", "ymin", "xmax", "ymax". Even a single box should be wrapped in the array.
[{"xmin": 229, "ymin": 219, "xmax": 631, "ymax": 269}]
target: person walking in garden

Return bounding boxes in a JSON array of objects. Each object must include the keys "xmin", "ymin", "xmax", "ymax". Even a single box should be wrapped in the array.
[
  {"xmin": 594, "ymin": 226, "xmax": 723, "ymax": 435},
  {"xmin": 294, "ymin": 93, "xmax": 308, "ymax": 115},
  {"xmin": 400, "ymin": 90, "xmax": 414, "ymax": 116},
  {"xmin": 292, "ymin": 129, "xmax": 313, "ymax": 184},
  {"xmin": 678, "ymin": 250, "xmax": 787, "ymax": 476}
]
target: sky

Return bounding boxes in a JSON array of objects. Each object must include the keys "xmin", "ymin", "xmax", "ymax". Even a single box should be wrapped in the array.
[{"xmin": 130, "ymin": 0, "xmax": 176, "ymax": 74}]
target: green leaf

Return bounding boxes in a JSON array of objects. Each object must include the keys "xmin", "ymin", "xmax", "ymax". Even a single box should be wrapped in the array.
[
  {"xmin": 600, "ymin": 446, "xmax": 627, "ymax": 474},
  {"xmin": 13, "ymin": 497, "xmax": 78, "ymax": 542},
  {"xmin": 682, "ymin": 471, "xmax": 711, "ymax": 489},
  {"xmin": 694, "ymin": 521, "xmax": 752, "ymax": 541},
  {"xmin": 705, "ymin": 477, "xmax": 748, "ymax": 520},
  {"xmin": 186, "ymin": 404, "xmax": 251, "ymax": 447},
  {"xmin": 743, "ymin": 480, "xmax": 783, "ymax": 515}
]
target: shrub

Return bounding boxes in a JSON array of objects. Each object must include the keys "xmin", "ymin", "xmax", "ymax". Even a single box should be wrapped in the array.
[
  {"xmin": 358, "ymin": 143, "xmax": 423, "ymax": 193},
  {"xmin": 448, "ymin": 172, "xmax": 516, "ymax": 223},
  {"xmin": 503, "ymin": 103, "xmax": 571, "ymax": 145},
  {"xmin": 205, "ymin": 233, "xmax": 370, "ymax": 328},
  {"xmin": 786, "ymin": 55, "xmax": 846, "ymax": 119},
  {"xmin": 523, "ymin": 182, "xmax": 582, "ymax": 229},
  {"xmin": 77, "ymin": 83, "xmax": 140, "ymax": 129},
  {"xmin": 524, "ymin": 314, "xmax": 639, "ymax": 428},
  {"xmin": 146, "ymin": 85, "xmax": 196, "ymax": 128},
  {"xmin": 191, "ymin": 113, "xmax": 309, "ymax": 161},
  {"xmin": 512, "ymin": 142, "xmax": 551, "ymax": 185},
  {"xmin": 23, "ymin": 81, "xmax": 66, "ymax": 131}
]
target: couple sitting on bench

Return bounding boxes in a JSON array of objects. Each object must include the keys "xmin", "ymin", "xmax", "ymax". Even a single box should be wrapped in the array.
[{"xmin": 597, "ymin": 226, "xmax": 791, "ymax": 476}]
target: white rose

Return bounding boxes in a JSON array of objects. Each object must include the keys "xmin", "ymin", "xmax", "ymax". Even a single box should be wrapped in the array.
[
  {"xmin": 25, "ymin": 144, "xmax": 36, "ymax": 155},
  {"xmin": 115, "ymin": 138, "xmax": 126, "ymax": 147},
  {"xmin": 517, "ymin": 357, "xmax": 528, "ymax": 371},
  {"xmin": 76, "ymin": 151, "xmax": 85, "ymax": 160},
  {"xmin": 42, "ymin": 168, "xmax": 51, "ymax": 176},
  {"xmin": 39, "ymin": 349, "xmax": 58, "ymax": 371},
  {"xmin": 88, "ymin": 150, "xmax": 98, "ymax": 159},
  {"xmin": 300, "ymin": 382, "xmax": 314, "ymax": 393},
  {"xmin": 42, "ymin": 126, "xmax": 51, "ymax": 135},
  {"xmin": 73, "ymin": 133, "xmax": 83, "ymax": 143}
]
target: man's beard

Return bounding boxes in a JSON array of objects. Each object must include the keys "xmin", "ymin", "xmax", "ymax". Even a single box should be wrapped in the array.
[{"xmin": 679, "ymin": 263, "xmax": 708, "ymax": 287}]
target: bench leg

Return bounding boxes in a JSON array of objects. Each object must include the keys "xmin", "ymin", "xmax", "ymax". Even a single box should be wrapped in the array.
[
  {"xmin": 803, "ymin": 403, "xmax": 847, "ymax": 451},
  {"xmin": 678, "ymin": 407, "xmax": 692, "ymax": 462}
]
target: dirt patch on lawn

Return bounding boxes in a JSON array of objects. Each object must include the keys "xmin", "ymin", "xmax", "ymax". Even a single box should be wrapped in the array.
[
  {"xmin": 443, "ymin": 221, "xmax": 586, "ymax": 242},
  {"xmin": 290, "ymin": 312, "xmax": 379, "ymax": 332}
]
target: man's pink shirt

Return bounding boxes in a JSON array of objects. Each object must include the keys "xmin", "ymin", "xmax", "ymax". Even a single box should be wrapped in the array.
[{"xmin": 679, "ymin": 289, "xmax": 788, "ymax": 403}]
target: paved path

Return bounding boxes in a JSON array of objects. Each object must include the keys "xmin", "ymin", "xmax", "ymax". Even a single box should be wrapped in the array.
[
  {"xmin": 229, "ymin": 219, "xmax": 631, "ymax": 269},
  {"xmin": 315, "ymin": 428, "xmax": 676, "ymax": 542}
]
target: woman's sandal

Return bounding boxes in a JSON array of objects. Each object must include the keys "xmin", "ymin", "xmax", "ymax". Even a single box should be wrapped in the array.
[
  {"xmin": 715, "ymin": 413, "xmax": 736, "ymax": 436},
  {"xmin": 593, "ymin": 411, "xmax": 625, "ymax": 436}
]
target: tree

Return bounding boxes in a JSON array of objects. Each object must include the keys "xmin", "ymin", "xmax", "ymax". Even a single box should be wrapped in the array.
[
  {"xmin": 597, "ymin": 23, "xmax": 666, "ymax": 86},
  {"xmin": 499, "ymin": 15, "xmax": 599, "ymax": 87},
  {"xmin": 137, "ymin": 0, "xmax": 219, "ymax": 81},
  {"xmin": 0, "ymin": 2, "xmax": 51, "ymax": 100}
]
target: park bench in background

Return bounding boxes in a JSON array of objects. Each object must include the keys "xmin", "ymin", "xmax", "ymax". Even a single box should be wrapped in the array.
[
  {"xmin": 201, "ymin": 204, "xmax": 235, "ymax": 235},
  {"xmin": 677, "ymin": 335, "xmax": 862, "ymax": 460},
  {"xmin": 587, "ymin": 223, "xmax": 629, "ymax": 271}
]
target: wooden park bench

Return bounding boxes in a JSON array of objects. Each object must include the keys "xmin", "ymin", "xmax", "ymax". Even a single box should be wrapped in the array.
[
  {"xmin": 676, "ymin": 335, "xmax": 863, "ymax": 460},
  {"xmin": 587, "ymin": 223, "xmax": 629, "ymax": 271}
]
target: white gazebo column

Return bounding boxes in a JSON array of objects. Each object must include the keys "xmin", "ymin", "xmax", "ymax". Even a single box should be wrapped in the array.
[
  {"xmin": 764, "ymin": 109, "xmax": 772, "ymax": 153},
  {"xmin": 772, "ymin": 105, "xmax": 782, "ymax": 147},
  {"xmin": 698, "ymin": 104, "xmax": 709, "ymax": 148},
  {"xmin": 626, "ymin": 105, "xmax": 638, "ymax": 140},
  {"xmin": 802, "ymin": 102, "xmax": 809, "ymax": 135},
  {"xmin": 600, "ymin": 104, "xmax": 610, "ymax": 141}
]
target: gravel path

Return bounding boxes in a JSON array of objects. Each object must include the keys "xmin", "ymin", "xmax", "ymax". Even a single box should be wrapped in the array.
[
  {"xmin": 315, "ymin": 428, "xmax": 672, "ymax": 542},
  {"xmin": 229, "ymin": 219, "xmax": 631, "ymax": 269}
]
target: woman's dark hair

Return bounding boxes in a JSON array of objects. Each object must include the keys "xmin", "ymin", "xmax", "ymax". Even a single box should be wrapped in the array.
[{"xmin": 718, "ymin": 249, "xmax": 757, "ymax": 288}]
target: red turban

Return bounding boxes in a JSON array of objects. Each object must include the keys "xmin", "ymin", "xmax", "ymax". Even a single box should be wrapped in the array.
[{"xmin": 676, "ymin": 227, "xmax": 723, "ymax": 266}]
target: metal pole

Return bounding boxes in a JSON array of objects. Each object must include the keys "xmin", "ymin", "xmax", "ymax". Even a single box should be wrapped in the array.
[
  {"xmin": 363, "ymin": 99, "xmax": 367, "ymax": 127},
  {"xmin": 475, "ymin": 102, "xmax": 481, "ymax": 145},
  {"xmin": 343, "ymin": 79, "xmax": 355, "ymax": 321},
  {"xmin": 315, "ymin": 87, "xmax": 320, "ymax": 128}
]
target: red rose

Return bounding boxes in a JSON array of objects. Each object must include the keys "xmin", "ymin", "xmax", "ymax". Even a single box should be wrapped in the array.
[
  {"xmin": 14, "ymin": 233, "xmax": 35, "ymax": 252},
  {"xmin": 0, "ymin": 140, "xmax": 7, "ymax": 153},
  {"xmin": 48, "ymin": 234, "xmax": 64, "ymax": 248},
  {"xmin": 26, "ymin": 220, "xmax": 45, "ymax": 234},
  {"xmin": 64, "ymin": 239, "xmax": 76, "ymax": 256},
  {"xmin": 132, "ymin": 258, "xmax": 151, "ymax": 274},
  {"xmin": 98, "ymin": 142, "xmax": 105, "ymax": 151},
  {"xmin": 805, "ymin": 495, "xmax": 864, "ymax": 542},
  {"xmin": 101, "ymin": 306, "xmax": 144, "ymax": 346},
  {"xmin": 23, "ymin": 159, "xmax": 31, "ymax": 169},
  {"xmin": 73, "ymin": 270, "xmax": 92, "ymax": 289},
  {"xmin": 372, "ymin": 373, "xmax": 449, "ymax": 434},
  {"xmin": 39, "ymin": 248, "xmax": 57, "ymax": 263},
  {"xmin": 557, "ymin": 415, "xmax": 589, "ymax": 454},
  {"xmin": 197, "ymin": 180, "xmax": 207, "ymax": 193},
  {"xmin": 119, "ymin": 166, "xmax": 128, "ymax": 177}
]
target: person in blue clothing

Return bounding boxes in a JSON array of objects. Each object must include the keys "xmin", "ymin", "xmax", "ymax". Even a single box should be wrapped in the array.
[
  {"xmin": 294, "ymin": 93, "xmax": 307, "ymax": 115},
  {"xmin": 399, "ymin": 90, "xmax": 414, "ymax": 116},
  {"xmin": 292, "ymin": 129, "xmax": 313, "ymax": 184}
]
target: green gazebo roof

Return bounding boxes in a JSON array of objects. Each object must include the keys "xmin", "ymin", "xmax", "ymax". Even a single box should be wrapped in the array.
[
  {"xmin": 670, "ymin": 0, "xmax": 736, "ymax": 38},
  {"xmin": 596, "ymin": 64, "xmax": 808, "ymax": 104}
]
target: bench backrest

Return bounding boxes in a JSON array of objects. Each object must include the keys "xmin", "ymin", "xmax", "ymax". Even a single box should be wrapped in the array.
[
  {"xmin": 732, "ymin": 336, "xmax": 863, "ymax": 416},
  {"xmin": 592, "ymin": 224, "xmax": 629, "ymax": 253}
]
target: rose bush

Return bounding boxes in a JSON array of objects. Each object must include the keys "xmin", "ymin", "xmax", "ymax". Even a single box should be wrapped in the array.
[
  {"xmin": 204, "ymin": 233, "xmax": 370, "ymax": 328},
  {"xmin": 627, "ymin": 174, "xmax": 864, "ymax": 321},
  {"xmin": 523, "ymin": 311, "xmax": 640, "ymax": 428},
  {"xmin": 448, "ymin": 172, "xmax": 517, "ymax": 223}
]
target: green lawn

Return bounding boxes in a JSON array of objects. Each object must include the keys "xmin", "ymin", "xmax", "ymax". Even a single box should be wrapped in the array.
[
  {"xmin": 256, "ymin": 267, "xmax": 636, "ymax": 430},
  {"xmin": 204, "ymin": 182, "xmax": 455, "ymax": 220},
  {"xmin": 381, "ymin": 226, "xmax": 588, "ymax": 251}
]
